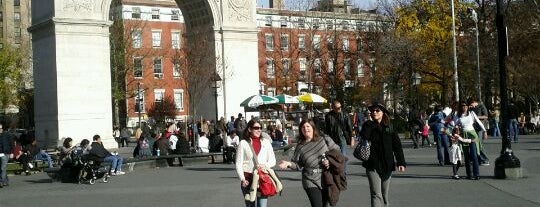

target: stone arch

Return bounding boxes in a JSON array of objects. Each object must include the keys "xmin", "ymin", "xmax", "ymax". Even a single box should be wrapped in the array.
[{"xmin": 29, "ymin": 0, "xmax": 259, "ymax": 148}]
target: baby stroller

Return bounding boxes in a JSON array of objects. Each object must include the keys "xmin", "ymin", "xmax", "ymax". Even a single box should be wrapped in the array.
[{"xmin": 74, "ymin": 153, "xmax": 111, "ymax": 185}]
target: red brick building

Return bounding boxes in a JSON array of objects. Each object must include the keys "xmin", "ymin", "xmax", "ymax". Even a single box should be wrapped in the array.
[{"xmin": 115, "ymin": 0, "xmax": 382, "ymax": 126}]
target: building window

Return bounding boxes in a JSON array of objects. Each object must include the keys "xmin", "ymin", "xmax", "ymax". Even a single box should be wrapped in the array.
[
  {"xmin": 327, "ymin": 60, "xmax": 334, "ymax": 74},
  {"xmin": 171, "ymin": 10, "xmax": 180, "ymax": 21},
  {"xmin": 134, "ymin": 57, "xmax": 143, "ymax": 78},
  {"xmin": 342, "ymin": 37, "xmax": 349, "ymax": 51},
  {"xmin": 266, "ymin": 58, "xmax": 275, "ymax": 78},
  {"xmin": 171, "ymin": 31, "xmax": 181, "ymax": 49},
  {"xmin": 298, "ymin": 18, "xmax": 305, "ymax": 28},
  {"xmin": 173, "ymin": 62, "xmax": 182, "ymax": 78},
  {"xmin": 135, "ymin": 89, "xmax": 145, "ymax": 113},
  {"xmin": 14, "ymin": 12, "xmax": 20, "ymax": 22},
  {"xmin": 326, "ymin": 20, "xmax": 334, "ymax": 30},
  {"xmin": 327, "ymin": 37, "xmax": 334, "ymax": 50},
  {"xmin": 368, "ymin": 40, "xmax": 375, "ymax": 53},
  {"xmin": 265, "ymin": 16, "xmax": 272, "ymax": 26},
  {"xmin": 152, "ymin": 30, "xmax": 161, "ymax": 48},
  {"xmin": 14, "ymin": 0, "xmax": 20, "ymax": 6},
  {"xmin": 313, "ymin": 35, "xmax": 321, "ymax": 50},
  {"xmin": 312, "ymin": 19, "xmax": 320, "ymax": 29},
  {"xmin": 299, "ymin": 58, "xmax": 307, "ymax": 79},
  {"xmin": 344, "ymin": 59, "xmax": 350, "ymax": 75},
  {"xmin": 132, "ymin": 30, "xmax": 142, "ymax": 48},
  {"xmin": 132, "ymin": 7, "xmax": 141, "ymax": 19},
  {"xmin": 151, "ymin": 9, "xmax": 160, "ymax": 20},
  {"xmin": 0, "ymin": 12, "xmax": 3, "ymax": 21},
  {"xmin": 280, "ymin": 34, "xmax": 288, "ymax": 51},
  {"xmin": 265, "ymin": 34, "xmax": 273, "ymax": 51},
  {"xmin": 280, "ymin": 17, "xmax": 287, "ymax": 27},
  {"xmin": 153, "ymin": 58, "xmax": 163, "ymax": 79},
  {"xmin": 174, "ymin": 89, "xmax": 184, "ymax": 111},
  {"xmin": 298, "ymin": 35, "xmax": 305, "ymax": 50},
  {"xmin": 356, "ymin": 21, "xmax": 364, "ymax": 31},
  {"xmin": 314, "ymin": 58, "xmax": 321, "ymax": 74},
  {"xmin": 356, "ymin": 37, "xmax": 364, "ymax": 52},
  {"xmin": 341, "ymin": 20, "xmax": 349, "ymax": 30},
  {"xmin": 281, "ymin": 59, "xmax": 290, "ymax": 76},
  {"xmin": 267, "ymin": 88, "xmax": 276, "ymax": 97},
  {"xmin": 357, "ymin": 59, "xmax": 365, "ymax": 77},
  {"xmin": 154, "ymin": 89, "xmax": 165, "ymax": 103}
]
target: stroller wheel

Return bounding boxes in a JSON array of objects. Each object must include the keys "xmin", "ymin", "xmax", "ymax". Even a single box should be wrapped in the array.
[
  {"xmin": 89, "ymin": 178, "xmax": 96, "ymax": 185},
  {"xmin": 103, "ymin": 175, "xmax": 110, "ymax": 183}
]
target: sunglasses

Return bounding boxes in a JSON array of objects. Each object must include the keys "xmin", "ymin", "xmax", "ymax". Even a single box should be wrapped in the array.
[
  {"xmin": 251, "ymin": 126, "xmax": 262, "ymax": 130},
  {"xmin": 370, "ymin": 109, "xmax": 382, "ymax": 113}
]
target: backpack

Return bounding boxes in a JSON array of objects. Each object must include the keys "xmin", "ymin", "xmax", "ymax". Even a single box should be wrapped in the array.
[{"xmin": 139, "ymin": 138, "xmax": 149, "ymax": 149}]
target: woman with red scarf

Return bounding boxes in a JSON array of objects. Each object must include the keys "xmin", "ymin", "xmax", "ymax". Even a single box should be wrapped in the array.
[{"xmin": 235, "ymin": 119, "xmax": 276, "ymax": 207}]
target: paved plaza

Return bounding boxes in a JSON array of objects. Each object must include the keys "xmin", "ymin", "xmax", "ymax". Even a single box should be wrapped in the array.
[{"xmin": 1, "ymin": 135, "xmax": 539, "ymax": 207}]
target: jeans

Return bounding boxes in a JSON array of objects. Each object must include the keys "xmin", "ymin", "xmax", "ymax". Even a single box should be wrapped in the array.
[
  {"xmin": 463, "ymin": 143, "xmax": 480, "ymax": 178},
  {"xmin": 0, "ymin": 155, "xmax": 8, "ymax": 185},
  {"xmin": 476, "ymin": 130, "xmax": 489, "ymax": 164},
  {"xmin": 491, "ymin": 121, "xmax": 501, "ymax": 137},
  {"xmin": 103, "ymin": 155, "xmax": 123, "ymax": 172},
  {"xmin": 508, "ymin": 119, "xmax": 519, "ymax": 142},
  {"xmin": 367, "ymin": 169, "xmax": 392, "ymax": 207},
  {"xmin": 434, "ymin": 128, "xmax": 450, "ymax": 165},
  {"xmin": 34, "ymin": 150, "xmax": 53, "ymax": 168},
  {"xmin": 241, "ymin": 185, "xmax": 268, "ymax": 207},
  {"xmin": 339, "ymin": 142, "xmax": 348, "ymax": 174}
]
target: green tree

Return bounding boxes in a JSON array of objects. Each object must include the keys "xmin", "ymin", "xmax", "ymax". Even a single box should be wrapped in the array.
[
  {"xmin": 147, "ymin": 96, "xmax": 177, "ymax": 126},
  {"xmin": 0, "ymin": 44, "xmax": 26, "ymax": 113}
]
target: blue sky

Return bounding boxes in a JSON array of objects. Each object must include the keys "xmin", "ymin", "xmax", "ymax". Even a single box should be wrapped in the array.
[{"xmin": 256, "ymin": 0, "xmax": 378, "ymax": 10}]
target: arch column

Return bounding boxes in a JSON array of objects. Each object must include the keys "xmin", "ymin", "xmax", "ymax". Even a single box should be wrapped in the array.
[
  {"xmin": 29, "ymin": 0, "xmax": 115, "ymax": 148},
  {"xmin": 177, "ymin": 0, "xmax": 260, "ymax": 120}
]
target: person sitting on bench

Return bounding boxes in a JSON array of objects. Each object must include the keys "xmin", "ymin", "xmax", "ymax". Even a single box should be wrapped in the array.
[{"xmin": 89, "ymin": 135, "xmax": 125, "ymax": 176}]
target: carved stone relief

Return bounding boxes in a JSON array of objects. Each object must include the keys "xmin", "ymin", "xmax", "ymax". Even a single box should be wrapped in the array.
[
  {"xmin": 227, "ymin": 0, "xmax": 253, "ymax": 23},
  {"xmin": 62, "ymin": 0, "xmax": 94, "ymax": 13}
]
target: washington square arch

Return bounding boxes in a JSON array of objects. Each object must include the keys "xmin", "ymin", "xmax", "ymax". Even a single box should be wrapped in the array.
[{"xmin": 29, "ymin": 0, "xmax": 259, "ymax": 148}]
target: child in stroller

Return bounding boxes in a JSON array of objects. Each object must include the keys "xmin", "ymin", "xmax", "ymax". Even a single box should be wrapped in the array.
[
  {"xmin": 76, "ymin": 153, "xmax": 110, "ymax": 185},
  {"xmin": 59, "ymin": 139, "xmax": 111, "ymax": 184}
]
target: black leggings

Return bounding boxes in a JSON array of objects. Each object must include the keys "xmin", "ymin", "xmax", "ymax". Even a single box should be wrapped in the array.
[{"xmin": 304, "ymin": 187, "xmax": 329, "ymax": 207}]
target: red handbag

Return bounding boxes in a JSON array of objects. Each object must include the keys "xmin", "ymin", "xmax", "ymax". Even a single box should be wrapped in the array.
[{"xmin": 257, "ymin": 168, "xmax": 277, "ymax": 197}]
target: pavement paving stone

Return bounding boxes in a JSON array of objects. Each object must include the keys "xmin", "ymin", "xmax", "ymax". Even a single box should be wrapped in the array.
[{"xmin": 0, "ymin": 135, "xmax": 539, "ymax": 207}]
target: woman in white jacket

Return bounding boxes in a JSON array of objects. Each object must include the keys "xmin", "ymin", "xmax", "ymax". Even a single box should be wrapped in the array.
[{"xmin": 235, "ymin": 119, "xmax": 276, "ymax": 207}]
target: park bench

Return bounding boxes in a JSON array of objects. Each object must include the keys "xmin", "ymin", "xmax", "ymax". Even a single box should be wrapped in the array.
[{"xmin": 124, "ymin": 152, "xmax": 224, "ymax": 167}]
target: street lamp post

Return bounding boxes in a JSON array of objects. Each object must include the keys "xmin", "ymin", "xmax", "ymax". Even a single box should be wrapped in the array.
[
  {"xmin": 211, "ymin": 72, "xmax": 222, "ymax": 122},
  {"xmin": 468, "ymin": 8, "xmax": 482, "ymax": 101},
  {"xmin": 451, "ymin": 0, "xmax": 459, "ymax": 102},
  {"xmin": 493, "ymin": 0, "xmax": 522, "ymax": 179},
  {"xmin": 413, "ymin": 72, "xmax": 422, "ymax": 105}
]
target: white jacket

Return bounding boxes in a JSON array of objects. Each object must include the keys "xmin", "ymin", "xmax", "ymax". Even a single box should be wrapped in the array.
[{"xmin": 235, "ymin": 133, "xmax": 276, "ymax": 181}]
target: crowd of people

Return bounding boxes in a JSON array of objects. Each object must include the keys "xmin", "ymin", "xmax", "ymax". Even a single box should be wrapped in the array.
[{"xmin": 2, "ymin": 97, "xmax": 539, "ymax": 207}]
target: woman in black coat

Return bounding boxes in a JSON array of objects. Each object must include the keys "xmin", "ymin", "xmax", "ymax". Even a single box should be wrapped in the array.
[{"xmin": 360, "ymin": 103, "xmax": 406, "ymax": 207}]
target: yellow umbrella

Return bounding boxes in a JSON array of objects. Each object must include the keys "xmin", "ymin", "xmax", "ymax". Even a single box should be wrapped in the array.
[{"xmin": 296, "ymin": 93, "xmax": 327, "ymax": 103}]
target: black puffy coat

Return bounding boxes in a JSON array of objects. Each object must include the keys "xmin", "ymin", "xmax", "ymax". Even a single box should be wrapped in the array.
[{"xmin": 360, "ymin": 120, "xmax": 406, "ymax": 174}]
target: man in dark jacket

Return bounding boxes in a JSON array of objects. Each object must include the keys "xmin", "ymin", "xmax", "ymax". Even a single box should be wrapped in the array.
[
  {"xmin": 0, "ymin": 123, "xmax": 14, "ymax": 187},
  {"xmin": 325, "ymin": 100, "xmax": 353, "ymax": 153},
  {"xmin": 89, "ymin": 135, "xmax": 125, "ymax": 175}
]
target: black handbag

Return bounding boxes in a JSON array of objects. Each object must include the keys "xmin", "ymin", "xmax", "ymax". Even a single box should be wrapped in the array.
[{"xmin": 353, "ymin": 138, "xmax": 370, "ymax": 161}]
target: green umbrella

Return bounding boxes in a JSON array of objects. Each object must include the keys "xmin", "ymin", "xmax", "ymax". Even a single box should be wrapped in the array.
[
  {"xmin": 275, "ymin": 94, "xmax": 301, "ymax": 104},
  {"xmin": 240, "ymin": 95, "xmax": 279, "ymax": 108}
]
